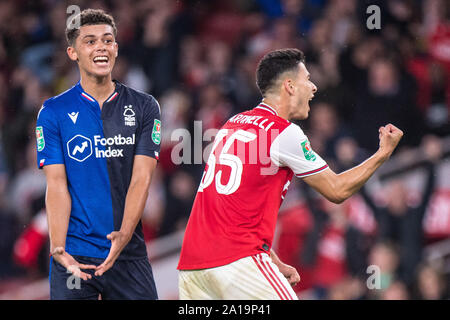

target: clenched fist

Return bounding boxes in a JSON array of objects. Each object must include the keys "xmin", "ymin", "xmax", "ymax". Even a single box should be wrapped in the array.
[{"xmin": 378, "ymin": 123, "xmax": 403, "ymax": 158}]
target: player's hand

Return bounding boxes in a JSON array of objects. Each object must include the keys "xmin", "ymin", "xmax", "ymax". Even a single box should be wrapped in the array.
[
  {"xmin": 95, "ymin": 231, "xmax": 130, "ymax": 276},
  {"xmin": 51, "ymin": 247, "xmax": 97, "ymax": 281},
  {"xmin": 278, "ymin": 263, "xmax": 301, "ymax": 287},
  {"xmin": 378, "ymin": 123, "xmax": 403, "ymax": 159}
]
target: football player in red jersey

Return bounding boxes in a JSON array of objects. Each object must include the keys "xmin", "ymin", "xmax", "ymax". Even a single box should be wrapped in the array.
[{"xmin": 178, "ymin": 48, "xmax": 403, "ymax": 300}]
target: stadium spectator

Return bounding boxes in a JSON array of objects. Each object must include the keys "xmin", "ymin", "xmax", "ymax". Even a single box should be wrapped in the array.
[
  {"xmin": 326, "ymin": 276, "xmax": 367, "ymax": 300},
  {"xmin": 360, "ymin": 135, "xmax": 442, "ymax": 285},
  {"xmin": 353, "ymin": 57, "xmax": 424, "ymax": 152},
  {"xmin": 297, "ymin": 180, "xmax": 371, "ymax": 298},
  {"xmin": 380, "ymin": 280, "xmax": 410, "ymax": 300},
  {"xmin": 366, "ymin": 241, "xmax": 401, "ymax": 299},
  {"xmin": 413, "ymin": 262, "xmax": 449, "ymax": 300},
  {"xmin": 6, "ymin": 140, "xmax": 46, "ymax": 224},
  {"xmin": 158, "ymin": 168, "xmax": 196, "ymax": 236},
  {"xmin": 305, "ymin": 102, "xmax": 351, "ymax": 163}
]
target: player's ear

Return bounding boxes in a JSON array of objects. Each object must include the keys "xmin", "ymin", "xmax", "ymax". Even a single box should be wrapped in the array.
[
  {"xmin": 283, "ymin": 78, "xmax": 295, "ymax": 95},
  {"xmin": 114, "ymin": 41, "xmax": 118, "ymax": 57},
  {"xmin": 67, "ymin": 46, "xmax": 78, "ymax": 62}
]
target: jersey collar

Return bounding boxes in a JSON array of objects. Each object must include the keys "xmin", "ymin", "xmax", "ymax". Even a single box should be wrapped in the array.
[
  {"xmin": 254, "ymin": 102, "xmax": 279, "ymax": 116},
  {"xmin": 76, "ymin": 80, "xmax": 121, "ymax": 104}
]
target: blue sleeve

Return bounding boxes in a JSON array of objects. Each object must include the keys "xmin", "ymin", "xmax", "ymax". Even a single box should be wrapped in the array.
[
  {"xmin": 135, "ymin": 96, "xmax": 161, "ymax": 160},
  {"xmin": 36, "ymin": 104, "xmax": 65, "ymax": 169}
]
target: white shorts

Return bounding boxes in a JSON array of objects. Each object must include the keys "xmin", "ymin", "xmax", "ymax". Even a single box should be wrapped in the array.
[{"xmin": 178, "ymin": 253, "xmax": 298, "ymax": 300}]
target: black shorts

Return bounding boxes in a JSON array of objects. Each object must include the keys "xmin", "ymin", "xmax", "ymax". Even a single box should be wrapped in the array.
[{"xmin": 49, "ymin": 255, "xmax": 158, "ymax": 300}]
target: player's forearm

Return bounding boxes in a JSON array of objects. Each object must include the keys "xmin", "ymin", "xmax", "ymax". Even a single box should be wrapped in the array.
[
  {"xmin": 120, "ymin": 156, "xmax": 157, "ymax": 239},
  {"xmin": 270, "ymin": 249, "xmax": 287, "ymax": 269},
  {"xmin": 270, "ymin": 249, "xmax": 300, "ymax": 285},
  {"xmin": 45, "ymin": 182, "xmax": 71, "ymax": 252},
  {"xmin": 334, "ymin": 150, "xmax": 388, "ymax": 202},
  {"xmin": 270, "ymin": 249, "xmax": 281, "ymax": 265},
  {"xmin": 120, "ymin": 175, "xmax": 152, "ymax": 239}
]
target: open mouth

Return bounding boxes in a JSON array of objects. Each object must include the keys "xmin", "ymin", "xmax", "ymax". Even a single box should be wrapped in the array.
[
  {"xmin": 309, "ymin": 95, "xmax": 314, "ymax": 102},
  {"xmin": 93, "ymin": 56, "xmax": 109, "ymax": 66}
]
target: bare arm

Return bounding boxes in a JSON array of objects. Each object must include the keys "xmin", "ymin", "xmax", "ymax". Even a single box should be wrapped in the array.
[
  {"xmin": 303, "ymin": 124, "xmax": 403, "ymax": 204},
  {"xmin": 43, "ymin": 164, "xmax": 71, "ymax": 253},
  {"xmin": 43, "ymin": 164, "xmax": 96, "ymax": 280},
  {"xmin": 120, "ymin": 155, "xmax": 157, "ymax": 237},
  {"xmin": 95, "ymin": 155, "xmax": 157, "ymax": 276},
  {"xmin": 270, "ymin": 249, "xmax": 300, "ymax": 286}
]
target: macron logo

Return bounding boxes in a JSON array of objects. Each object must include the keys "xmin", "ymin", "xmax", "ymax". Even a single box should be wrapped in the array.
[
  {"xmin": 68, "ymin": 112, "xmax": 79, "ymax": 124},
  {"xmin": 72, "ymin": 141, "xmax": 89, "ymax": 155}
]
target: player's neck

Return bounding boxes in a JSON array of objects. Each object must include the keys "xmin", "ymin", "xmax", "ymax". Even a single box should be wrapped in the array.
[
  {"xmin": 80, "ymin": 73, "xmax": 115, "ymax": 107},
  {"xmin": 261, "ymin": 97, "xmax": 288, "ymax": 120}
]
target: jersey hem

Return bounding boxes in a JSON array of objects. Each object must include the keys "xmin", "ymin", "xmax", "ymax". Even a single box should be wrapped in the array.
[
  {"xmin": 134, "ymin": 150, "xmax": 159, "ymax": 160},
  {"xmin": 177, "ymin": 249, "xmax": 269, "ymax": 270},
  {"xmin": 37, "ymin": 160, "xmax": 64, "ymax": 170},
  {"xmin": 296, "ymin": 164, "xmax": 329, "ymax": 178},
  {"xmin": 67, "ymin": 249, "xmax": 148, "ymax": 261}
]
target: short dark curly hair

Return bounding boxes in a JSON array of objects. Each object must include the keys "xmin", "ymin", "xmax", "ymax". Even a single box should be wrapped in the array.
[
  {"xmin": 65, "ymin": 8, "xmax": 117, "ymax": 46},
  {"xmin": 256, "ymin": 48, "xmax": 306, "ymax": 97}
]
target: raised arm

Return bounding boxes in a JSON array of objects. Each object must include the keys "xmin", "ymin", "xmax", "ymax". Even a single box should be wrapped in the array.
[
  {"xmin": 417, "ymin": 135, "xmax": 442, "ymax": 216},
  {"xmin": 303, "ymin": 124, "xmax": 403, "ymax": 204}
]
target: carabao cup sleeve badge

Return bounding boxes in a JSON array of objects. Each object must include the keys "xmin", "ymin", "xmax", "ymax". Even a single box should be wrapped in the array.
[
  {"xmin": 301, "ymin": 140, "xmax": 316, "ymax": 161},
  {"xmin": 36, "ymin": 126, "xmax": 45, "ymax": 151},
  {"xmin": 152, "ymin": 119, "xmax": 161, "ymax": 145}
]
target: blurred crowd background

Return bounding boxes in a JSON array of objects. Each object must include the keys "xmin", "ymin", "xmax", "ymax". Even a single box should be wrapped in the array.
[{"xmin": 0, "ymin": 0, "xmax": 449, "ymax": 299}]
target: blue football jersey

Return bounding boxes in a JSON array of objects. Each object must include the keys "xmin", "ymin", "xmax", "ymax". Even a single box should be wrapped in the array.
[{"xmin": 36, "ymin": 80, "xmax": 161, "ymax": 259}]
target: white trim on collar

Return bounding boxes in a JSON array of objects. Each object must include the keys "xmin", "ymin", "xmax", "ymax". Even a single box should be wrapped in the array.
[{"xmin": 255, "ymin": 102, "xmax": 278, "ymax": 116}]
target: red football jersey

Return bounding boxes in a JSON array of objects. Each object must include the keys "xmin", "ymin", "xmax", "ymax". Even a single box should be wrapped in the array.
[{"xmin": 177, "ymin": 102, "xmax": 328, "ymax": 270}]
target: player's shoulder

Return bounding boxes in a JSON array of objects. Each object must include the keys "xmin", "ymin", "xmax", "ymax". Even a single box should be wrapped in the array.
[
  {"xmin": 38, "ymin": 84, "xmax": 80, "ymax": 121},
  {"xmin": 277, "ymin": 122, "xmax": 308, "ymax": 141},
  {"xmin": 117, "ymin": 82, "xmax": 160, "ymax": 114},
  {"xmin": 42, "ymin": 83, "xmax": 79, "ymax": 110},
  {"xmin": 284, "ymin": 122, "xmax": 307, "ymax": 136}
]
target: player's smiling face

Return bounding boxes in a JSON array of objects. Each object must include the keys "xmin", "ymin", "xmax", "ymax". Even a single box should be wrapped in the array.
[
  {"xmin": 288, "ymin": 62, "xmax": 317, "ymax": 120},
  {"xmin": 68, "ymin": 24, "xmax": 118, "ymax": 78}
]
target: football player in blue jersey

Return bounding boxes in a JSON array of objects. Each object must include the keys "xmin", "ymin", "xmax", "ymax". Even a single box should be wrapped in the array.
[{"xmin": 36, "ymin": 9, "xmax": 161, "ymax": 299}]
